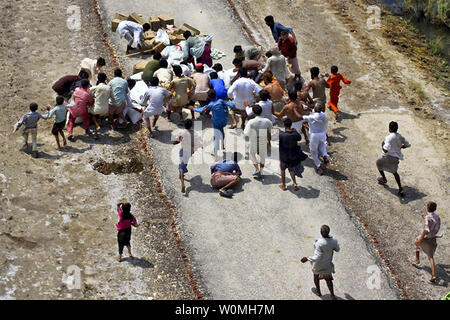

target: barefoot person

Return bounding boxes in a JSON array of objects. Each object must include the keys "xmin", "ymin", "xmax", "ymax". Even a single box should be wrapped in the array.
[
  {"xmin": 301, "ymin": 225, "xmax": 340, "ymax": 300},
  {"xmin": 279, "ymin": 118, "xmax": 307, "ymax": 191},
  {"xmin": 376, "ymin": 121, "xmax": 411, "ymax": 197},
  {"xmin": 411, "ymin": 202, "xmax": 442, "ymax": 283},
  {"xmin": 46, "ymin": 96, "xmax": 74, "ymax": 150},
  {"xmin": 116, "ymin": 202, "xmax": 139, "ymax": 262},
  {"xmin": 210, "ymin": 152, "xmax": 242, "ymax": 198},
  {"xmin": 326, "ymin": 65, "xmax": 351, "ymax": 120}
]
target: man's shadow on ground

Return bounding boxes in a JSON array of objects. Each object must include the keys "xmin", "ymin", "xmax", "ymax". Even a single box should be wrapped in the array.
[
  {"xmin": 411, "ymin": 263, "xmax": 449, "ymax": 287},
  {"xmin": 311, "ymin": 288, "xmax": 356, "ymax": 300},
  {"xmin": 121, "ymin": 257, "xmax": 154, "ymax": 269},
  {"xmin": 379, "ymin": 184, "xmax": 427, "ymax": 204}
]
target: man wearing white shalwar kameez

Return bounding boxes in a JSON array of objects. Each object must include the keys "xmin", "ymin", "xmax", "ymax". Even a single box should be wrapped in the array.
[
  {"xmin": 301, "ymin": 104, "xmax": 330, "ymax": 175},
  {"xmin": 116, "ymin": 21, "xmax": 150, "ymax": 54}
]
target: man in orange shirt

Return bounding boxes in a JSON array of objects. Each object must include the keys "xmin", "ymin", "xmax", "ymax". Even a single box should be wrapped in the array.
[{"xmin": 327, "ymin": 65, "xmax": 351, "ymax": 120}]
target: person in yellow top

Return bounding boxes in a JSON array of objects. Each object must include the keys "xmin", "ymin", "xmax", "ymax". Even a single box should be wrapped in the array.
[{"xmin": 167, "ymin": 65, "xmax": 196, "ymax": 125}]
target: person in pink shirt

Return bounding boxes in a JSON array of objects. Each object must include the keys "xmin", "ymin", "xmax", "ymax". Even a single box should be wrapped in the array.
[
  {"xmin": 116, "ymin": 201, "xmax": 139, "ymax": 262},
  {"xmin": 411, "ymin": 201, "xmax": 442, "ymax": 283},
  {"xmin": 67, "ymin": 79, "xmax": 94, "ymax": 140}
]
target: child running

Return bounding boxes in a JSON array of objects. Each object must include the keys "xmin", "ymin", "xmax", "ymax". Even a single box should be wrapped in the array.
[
  {"xmin": 326, "ymin": 65, "xmax": 351, "ymax": 120},
  {"xmin": 13, "ymin": 103, "xmax": 49, "ymax": 158},
  {"xmin": 116, "ymin": 201, "xmax": 139, "ymax": 262},
  {"xmin": 46, "ymin": 96, "xmax": 74, "ymax": 150},
  {"xmin": 173, "ymin": 119, "xmax": 195, "ymax": 193}
]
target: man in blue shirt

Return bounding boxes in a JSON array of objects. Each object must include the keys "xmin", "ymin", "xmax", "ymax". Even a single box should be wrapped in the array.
[
  {"xmin": 264, "ymin": 15, "xmax": 297, "ymax": 43},
  {"xmin": 193, "ymin": 90, "xmax": 235, "ymax": 160},
  {"xmin": 210, "ymin": 152, "xmax": 242, "ymax": 198},
  {"xmin": 108, "ymin": 68, "xmax": 130, "ymax": 129}
]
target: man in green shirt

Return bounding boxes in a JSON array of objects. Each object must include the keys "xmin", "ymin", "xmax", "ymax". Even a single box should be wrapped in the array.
[{"xmin": 142, "ymin": 52, "xmax": 162, "ymax": 82}]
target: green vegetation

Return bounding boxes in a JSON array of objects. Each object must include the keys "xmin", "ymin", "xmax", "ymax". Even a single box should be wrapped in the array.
[
  {"xmin": 429, "ymin": 35, "xmax": 445, "ymax": 55},
  {"xmin": 404, "ymin": 0, "xmax": 450, "ymax": 26}
]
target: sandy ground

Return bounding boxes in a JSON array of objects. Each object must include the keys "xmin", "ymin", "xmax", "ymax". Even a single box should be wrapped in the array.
[
  {"xmin": 0, "ymin": 0, "xmax": 194, "ymax": 299},
  {"xmin": 0, "ymin": 0, "xmax": 447, "ymax": 300}
]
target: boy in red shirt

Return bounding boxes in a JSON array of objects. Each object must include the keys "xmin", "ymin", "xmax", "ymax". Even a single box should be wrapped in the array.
[{"xmin": 326, "ymin": 65, "xmax": 351, "ymax": 120}]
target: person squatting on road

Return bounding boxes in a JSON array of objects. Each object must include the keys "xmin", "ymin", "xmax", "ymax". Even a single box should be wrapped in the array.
[
  {"xmin": 210, "ymin": 152, "xmax": 242, "ymax": 198},
  {"xmin": 116, "ymin": 20, "xmax": 151, "ymax": 54},
  {"xmin": 13, "ymin": 103, "xmax": 49, "ymax": 158},
  {"xmin": 326, "ymin": 65, "xmax": 351, "ymax": 120},
  {"xmin": 278, "ymin": 117, "xmax": 308, "ymax": 191}
]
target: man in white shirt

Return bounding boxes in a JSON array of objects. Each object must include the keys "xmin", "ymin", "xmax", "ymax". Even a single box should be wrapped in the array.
[
  {"xmin": 228, "ymin": 67, "xmax": 262, "ymax": 129},
  {"xmin": 117, "ymin": 21, "xmax": 151, "ymax": 54},
  {"xmin": 244, "ymin": 105, "xmax": 273, "ymax": 178},
  {"xmin": 301, "ymin": 103, "xmax": 329, "ymax": 175},
  {"xmin": 261, "ymin": 47, "xmax": 289, "ymax": 90},
  {"xmin": 376, "ymin": 121, "xmax": 411, "ymax": 197},
  {"xmin": 140, "ymin": 77, "xmax": 172, "ymax": 137},
  {"xmin": 80, "ymin": 57, "xmax": 106, "ymax": 85}
]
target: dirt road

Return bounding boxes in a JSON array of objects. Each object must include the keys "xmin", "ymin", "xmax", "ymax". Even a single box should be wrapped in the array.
[
  {"xmin": 0, "ymin": 0, "xmax": 193, "ymax": 299},
  {"xmin": 99, "ymin": 0, "xmax": 402, "ymax": 300},
  {"xmin": 0, "ymin": 0, "xmax": 447, "ymax": 300}
]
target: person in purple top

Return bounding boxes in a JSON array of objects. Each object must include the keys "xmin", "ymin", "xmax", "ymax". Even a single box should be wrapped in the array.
[
  {"xmin": 116, "ymin": 202, "xmax": 139, "ymax": 262},
  {"xmin": 210, "ymin": 152, "xmax": 242, "ymax": 198},
  {"xmin": 209, "ymin": 72, "xmax": 228, "ymax": 100}
]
